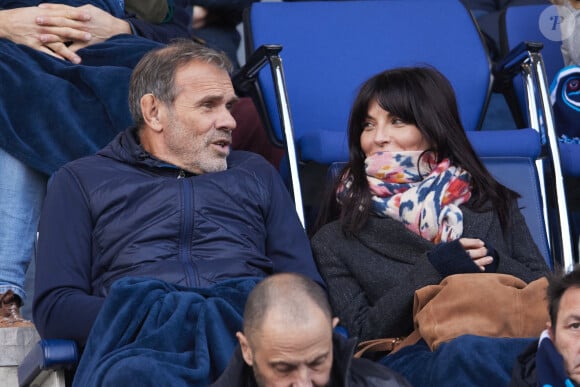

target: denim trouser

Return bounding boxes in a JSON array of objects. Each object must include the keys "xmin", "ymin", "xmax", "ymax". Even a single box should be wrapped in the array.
[{"xmin": 0, "ymin": 148, "xmax": 47, "ymax": 302}]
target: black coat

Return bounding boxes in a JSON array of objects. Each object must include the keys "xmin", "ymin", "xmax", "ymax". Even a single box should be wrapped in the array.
[
  {"xmin": 211, "ymin": 333, "xmax": 412, "ymax": 387},
  {"xmin": 311, "ymin": 202, "xmax": 549, "ymax": 341},
  {"xmin": 509, "ymin": 339, "xmax": 538, "ymax": 387}
]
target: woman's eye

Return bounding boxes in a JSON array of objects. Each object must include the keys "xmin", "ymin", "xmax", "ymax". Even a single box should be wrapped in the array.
[{"xmin": 362, "ymin": 122, "xmax": 374, "ymax": 130}]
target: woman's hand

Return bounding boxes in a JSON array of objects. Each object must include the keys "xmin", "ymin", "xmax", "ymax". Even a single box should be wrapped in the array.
[{"xmin": 459, "ymin": 237, "xmax": 494, "ymax": 271}]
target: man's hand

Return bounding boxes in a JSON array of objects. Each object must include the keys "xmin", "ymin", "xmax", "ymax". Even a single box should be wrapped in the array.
[
  {"xmin": 459, "ymin": 237, "xmax": 494, "ymax": 271},
  {"xmin": 0, "ymin": 6, "xmax": 92, "ymax": 63},
  {"xmin": 37, "ymin": 3, "xmax": 131, "ymax": 55},
  {"xmin": 192, "ymin": 6, "xmax": 208, "ymax": 29}
]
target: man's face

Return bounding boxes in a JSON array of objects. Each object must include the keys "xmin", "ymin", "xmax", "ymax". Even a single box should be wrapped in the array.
[
  {"xmin": 550, "ymin": 286, "xmax": 580, "ymax": 384},
  {"xmin": 161, "ymin": 61, "xmax": 238, "ymax": 174},
  {"xmin": 238, "ymin": 311, "xmax": 334, "ymax": 387}
]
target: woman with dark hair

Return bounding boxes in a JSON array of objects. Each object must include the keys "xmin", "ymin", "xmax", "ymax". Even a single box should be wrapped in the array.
[{"xmin": 311, "ymin": 66, "xmax": 550, "ymax": 343}]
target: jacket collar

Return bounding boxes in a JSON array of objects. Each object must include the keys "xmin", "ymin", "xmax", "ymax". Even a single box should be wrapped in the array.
[
  {"xmin": 330, "ymin": 332, "xmax": 358, "ymax": 385},
  {"xmin": 212, "ymin": 346, "xmax": 257, "ymax": 387},
  {"xmin": 97, "ymin": 126, "xmax": 171, "ymax": 169}
]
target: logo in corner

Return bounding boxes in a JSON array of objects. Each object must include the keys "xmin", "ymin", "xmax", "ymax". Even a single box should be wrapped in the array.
[{"xmin": 539, "ymin": 4, "xmax": 576, "ymax": 42}]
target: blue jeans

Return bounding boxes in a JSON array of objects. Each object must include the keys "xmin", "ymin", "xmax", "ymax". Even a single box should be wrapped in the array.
[{"xmin": 0, "ymin": 148, "xmax": 47, "ymax": 303}]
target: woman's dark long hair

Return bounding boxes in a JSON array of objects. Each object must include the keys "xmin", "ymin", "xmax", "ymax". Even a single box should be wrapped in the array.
[{"xmin": 312, "ymin": 66, "xmax": 519, "ymax": 237}]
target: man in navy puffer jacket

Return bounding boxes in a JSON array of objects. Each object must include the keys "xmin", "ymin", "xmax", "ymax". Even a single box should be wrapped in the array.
[{"xmin": 33, "ymin": 40, "xmax": 324, "ymax": 348}]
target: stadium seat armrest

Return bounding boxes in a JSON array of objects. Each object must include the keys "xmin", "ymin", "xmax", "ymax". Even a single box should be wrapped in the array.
[
  {"xmin": 233, "ymin": 44, "xmax": 283, "ymax": 93},
  {"xmin": 17, "ymin": 339, "xmax": 78, "ymax": 387},
  {"xmin": 493, "ymin": 40, "xmax": 544, "ymax": 91}
]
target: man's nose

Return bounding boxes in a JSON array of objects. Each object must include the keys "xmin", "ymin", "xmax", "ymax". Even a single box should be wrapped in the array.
[
  {"xmin": 292, "ymin": 369, "xmax": 313, "ymax": 387},
  {"xmin": 218, "ymin": 107, "xmax": 237, "ymax": 131}
]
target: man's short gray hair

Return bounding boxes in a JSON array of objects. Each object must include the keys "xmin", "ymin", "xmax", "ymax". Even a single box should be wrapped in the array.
[{"xmin": 128, "ymin": 40, "xmax": 233, "ymax": 128}]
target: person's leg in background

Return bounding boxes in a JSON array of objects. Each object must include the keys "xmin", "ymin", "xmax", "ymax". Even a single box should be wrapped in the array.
[{"xmin": 0, "ymin": 147, "xmax": 47, "ymax": 327}]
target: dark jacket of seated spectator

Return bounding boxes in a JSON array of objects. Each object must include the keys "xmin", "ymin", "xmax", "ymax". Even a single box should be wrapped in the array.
[
  {"xmin": 212, "ymin": 332, "xmax": 411, "ymax": 387},
  {"xmin": 33, "ymin": 125, "xmax": 323, "ymax": 346}
]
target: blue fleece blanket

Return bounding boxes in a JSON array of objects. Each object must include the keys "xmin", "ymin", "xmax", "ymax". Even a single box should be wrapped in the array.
[
  {"xmin": 380, "ymin": 335, "xmax": 536, "ymax": 387},
  {"xmin": 72, "ymin": 276, "xmax": 260, "ymax": 387},
  {"xmin": 0, "ymin": 0, "xmax": 162, "ymax": 175}
]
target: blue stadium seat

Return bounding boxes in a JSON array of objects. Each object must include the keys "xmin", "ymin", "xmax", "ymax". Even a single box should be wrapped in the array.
[{"xmin": 236, "ymin": 0, "xmax": 573, "ymax": 268}]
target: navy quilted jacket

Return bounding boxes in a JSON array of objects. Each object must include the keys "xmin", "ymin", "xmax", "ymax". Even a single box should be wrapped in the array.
[{"xmin": 33, "ymin": 128, "xmax": 323, "ymax": 345}]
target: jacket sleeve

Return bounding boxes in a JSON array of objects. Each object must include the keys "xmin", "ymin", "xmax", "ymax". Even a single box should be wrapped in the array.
[
  {"xmin": 262, "ymin": 165, "xmax": 325, "ymax": 288},
  {"xmin": 123, "ymin": 3, "xmax": 191, "ymax": 43},
  {"xmin": 33, "ymin": 167, "xmax": 105, "ymax": 347},
  {"xmin": 427, "ymin": 239, "xmax": 481, "ymax": 276},
  {"xmin": 311, "ymin": 224, "xmax": 442, "ymax": 341},
  {"xmin": 495, "ymin": 202, "xmax": 550, "ymax": 282}
]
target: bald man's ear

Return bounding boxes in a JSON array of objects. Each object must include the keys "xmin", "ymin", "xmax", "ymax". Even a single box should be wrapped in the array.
[
  {"xmin": 140, "ymin": 94, "xmax": 165, "ymax": 133},
  {"xmin": 236, "ymin": 332, "xmax": 254, "ymax": 367},
  {"xmin": 332, "ymin": 317, "xmax": 340, "ymax": 329}
]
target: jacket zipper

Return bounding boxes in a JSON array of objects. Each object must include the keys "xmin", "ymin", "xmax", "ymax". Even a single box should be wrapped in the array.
[{"xmin": 179, "ymin": 176, "xmax": 198, "ymax": 287}]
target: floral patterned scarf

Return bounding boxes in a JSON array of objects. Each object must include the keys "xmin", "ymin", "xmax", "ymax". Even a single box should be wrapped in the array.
[{"xmin": 339, "ymin": 151, "xmax": 472, "ymax": 243}]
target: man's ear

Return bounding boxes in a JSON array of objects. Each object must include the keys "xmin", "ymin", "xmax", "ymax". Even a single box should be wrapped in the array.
[
  {"xmin": 332, "ymin": 317, "xmax": 340, "ymax": 329},
  {"xmin": 140, "ymin": 93, "xmax": 165, "ymax": 132},
  {"xmin": 547, "ymin": 321, "xmax": 555, "ymax": 340},
  {"xmin": 236, "ymin": 331, "xmax": 254, "ymax": 366}
]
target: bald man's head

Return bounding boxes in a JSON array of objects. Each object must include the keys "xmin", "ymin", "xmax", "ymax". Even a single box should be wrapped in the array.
[
  {"xmin": 236, "ymin": 273, "xmax": 337, "ymax": 387},
  {"xmin": 242, "ymin": 273, "xmax": 333, "ymax": 345}
]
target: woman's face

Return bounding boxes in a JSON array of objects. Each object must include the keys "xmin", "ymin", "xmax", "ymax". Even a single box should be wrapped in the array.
[{"xmin": 360, "ymin": 99, "xmax": 430, "ymax": 157}]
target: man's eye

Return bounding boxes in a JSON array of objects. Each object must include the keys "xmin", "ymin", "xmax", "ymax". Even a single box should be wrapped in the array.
[
  {"xmin": 274, "ymin": 366, "xmax": 293, "ymax": 374},
  {"xmin": 309, "ymin": 361, "xmax": 324, "ymax": 370},
  {"xmin": 308, "ymin": 355, "xmax": 327, "ymax": 369}
]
